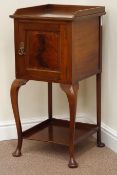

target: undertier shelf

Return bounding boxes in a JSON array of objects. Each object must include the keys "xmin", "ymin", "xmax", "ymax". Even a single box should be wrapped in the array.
[{"xmin": 23, "ymin": 118, "xmax": 98, "ymax": 146}]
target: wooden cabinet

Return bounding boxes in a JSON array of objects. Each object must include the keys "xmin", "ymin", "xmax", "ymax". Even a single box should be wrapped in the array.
[
  {"xmin": 10, "ymin": 4, "xmax": 106, "ymax": 168},
  {"xmin": 15, "ymin": 21, "xmax": 70, "ymax": 82}
]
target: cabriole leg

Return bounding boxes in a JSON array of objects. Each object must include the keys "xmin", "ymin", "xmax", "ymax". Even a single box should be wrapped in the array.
[
  {"xmin": 10, "ymin": 79, "xmax": 28, "ymax": 157},
  {"xmin": 60, "ymin": 83, "xmax": 79, "ymax": 168}
]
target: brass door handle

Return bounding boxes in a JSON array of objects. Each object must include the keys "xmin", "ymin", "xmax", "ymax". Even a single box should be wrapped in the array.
[{"xmin": 18, "ymin": 42, "xmax": 25, "ymax": 56}]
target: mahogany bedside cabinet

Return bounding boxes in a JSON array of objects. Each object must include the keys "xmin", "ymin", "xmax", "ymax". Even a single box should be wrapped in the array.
[{"xmin": 10, "ymin": 4, "xmax": 106, "ymax": 168}]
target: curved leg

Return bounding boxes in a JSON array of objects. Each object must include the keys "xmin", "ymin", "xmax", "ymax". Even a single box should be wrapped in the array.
[
  {"xmin": 96, "ymin": 74, "xmax": 105, "ymax": 147},
  {"xmin": 10, "ymin": 79, "xmax": 28, "ymax": 157},
  {"xmin": 60, "ymin": 83, "xmax": 79, "ymax": 168}
]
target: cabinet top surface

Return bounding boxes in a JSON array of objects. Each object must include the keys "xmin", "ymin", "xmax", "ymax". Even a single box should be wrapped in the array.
[{"xmin": 10, "ymin": 4, "xmax": 105, "ymax": 21}]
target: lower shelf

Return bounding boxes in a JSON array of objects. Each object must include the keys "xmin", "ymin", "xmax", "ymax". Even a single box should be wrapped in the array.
[{"xmin": 23, "ymin": 118, "xmax": 98, "ymax": 146}]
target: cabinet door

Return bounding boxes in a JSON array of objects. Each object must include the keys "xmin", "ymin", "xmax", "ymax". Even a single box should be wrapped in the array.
[{"xmin": 15, "ymin": 21, "xmax": 71, "ymax": 83}]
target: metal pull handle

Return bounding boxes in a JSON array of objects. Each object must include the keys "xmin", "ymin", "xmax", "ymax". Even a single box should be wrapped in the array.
[{"xmin": 18, "ymin": 42, "xmax": 25, "ymax": 56}]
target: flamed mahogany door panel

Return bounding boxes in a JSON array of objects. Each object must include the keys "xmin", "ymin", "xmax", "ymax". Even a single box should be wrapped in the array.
[
  {"xmin": 15, "ymin": 22, "xmax": 71, "ymax": 83},
  {"xmin": 27, "ymin": 31, "xmax": 60, "ymax": 71}
]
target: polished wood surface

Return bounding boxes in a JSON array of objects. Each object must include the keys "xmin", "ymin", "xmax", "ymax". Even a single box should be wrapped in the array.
[
  {"xmin": 60, "ymin": 84, "xmax": 79, "ymax": 167},
  {"xmin": 10, "ymin": 79, "xmax": 28, "ymax": 157},
  {"xmin": 10, "ymin": 4, "xmax": 105, "ymax": 20},
  {"xmin": 23, "ymin": 118, "xmax": 98, "ymax": 145},
  {"xmin": 96, "ymin": 19, "xmax": 105, "ymax": 148},
  {"xmin": 15, "ymin": 21, "xmax": 70, "ymax": 83},
  {"xmin": 72, "ymin": 16, "xmax": 100, "ymax": 83},
  {"xmin": 96, "ymin": 74, "xmax": 105, "ymax": 147},
  {"xmin": 12, "ymin": 9, "xmax": 105, "ymax": 84},
  {"xmin": 27, "ymin": 31, "xmax": 59, "ymax": 70},
  {"xmin": 10, "ymin": 4, "xmax": 106, "ymax": 168}
]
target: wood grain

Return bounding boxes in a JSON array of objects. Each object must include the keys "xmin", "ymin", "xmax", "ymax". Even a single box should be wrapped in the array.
[{"xmin": 10, "ymin": 4, "xmax": 106, "ymax": 168}]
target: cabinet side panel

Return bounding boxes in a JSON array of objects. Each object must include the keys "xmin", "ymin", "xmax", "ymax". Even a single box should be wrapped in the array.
[
  {"xmin": 72, "ymin": 17, "xmax": 100, "ymax": 83},
  {"xmin": 14, "ymin": 19, "xmax": 22, "ymax": 78}
]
